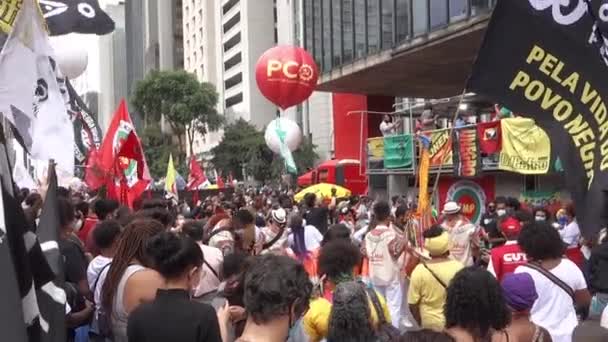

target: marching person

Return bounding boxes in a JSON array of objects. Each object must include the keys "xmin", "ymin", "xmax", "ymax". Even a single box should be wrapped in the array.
[
  {"xmin": 515, "ymin": 221, "xmax": 591, "ymax": 342},
  {"xmin": 487, "ymin": 216, "xmax": 527, "ymax": 281},
  {"xmin": 364, "ymin": 201, "xmax": 405, "ymax": 328},
  {"xmin": 440, "ymin": 201, "xmax": 480, "ymax": 267},
  {"xmin": 408, "ymin": 225, "xmax": 463, "ymax": 330}
]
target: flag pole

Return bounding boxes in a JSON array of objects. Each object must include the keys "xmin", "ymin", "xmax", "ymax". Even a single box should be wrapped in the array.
[{"xmin": 0, "ymin": 120, "xmax": 15, "ymax": 193}]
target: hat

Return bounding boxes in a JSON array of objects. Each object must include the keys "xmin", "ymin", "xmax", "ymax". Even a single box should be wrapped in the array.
[
  {"xmin": 270, "ymin": 208, "xmax": 287, "ymax": 225},
  {"xmin": 500, "ymin": 217, "xmax": 522, "ymax": 237},
  {"xmin": 442, "ymin": 201, "xmax": 461, "ymax": 215},
  {"xmin": 424, "ymin": 231, "xmax": 450, "ymax": 256},
  {"xmin": 501, "ymin": 273, "xmax": 538, "ymax": 312}
]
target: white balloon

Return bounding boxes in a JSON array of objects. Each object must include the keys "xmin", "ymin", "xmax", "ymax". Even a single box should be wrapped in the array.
[
  {"xmin": 264, "ymin": 117, "xmax": 302, "ymax": 154},
  {"xmin": 50, "ymin": 35, "xmax": 89, "ymax": 79}
]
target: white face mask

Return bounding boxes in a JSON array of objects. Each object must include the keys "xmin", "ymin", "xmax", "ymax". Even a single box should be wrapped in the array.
[
  {"xmin": 535, "ymin": 216, "xmax": 546, "ymax": 222},
  {"xmin": 496, "ymin": 209, "xmax": 507, "ymax": 217}
]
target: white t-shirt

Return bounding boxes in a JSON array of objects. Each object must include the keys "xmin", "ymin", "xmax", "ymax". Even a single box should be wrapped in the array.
[
  {"xmin": 380, "ymin": 121, "xmax": 398, "ymax": 136},
  {"xmin": 515, "ymin": 259, "xmax": 587, "ymax": 342},
  {"xmin": 87, "ymin": 256, "xmax": 112, "ymax": 333},
  {"xmin": 442, "ymin": 218, "xmax": 478, "ymax": 267},
  {"xmin": 560, "ymin": 221, "xmax": 581, "ymax": 248},
  {"xmin": 288, "ymin": 225, "xmax": 323, "ymax": 252}
]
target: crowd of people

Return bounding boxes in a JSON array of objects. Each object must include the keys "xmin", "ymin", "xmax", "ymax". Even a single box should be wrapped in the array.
[{"xmin": 18, "ymin": 185, "xmax": 608, "ymax": 342}]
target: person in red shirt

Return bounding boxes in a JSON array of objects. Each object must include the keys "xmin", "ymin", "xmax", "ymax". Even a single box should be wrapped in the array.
[
  {"xmin": 82, "ymin": 199, "xmax": 119, "ymax": 255},
  {"xmin": 487, "ymin": 216, "xmax": 527, "ymax": 281}
]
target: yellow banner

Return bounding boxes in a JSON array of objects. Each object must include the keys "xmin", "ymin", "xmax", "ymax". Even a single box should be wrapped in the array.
[
  {"xmin": 367, "ymin": 137, "xmax": 384, "ymax": 160},
  {"xmin": 429, "ymin": 131, "xmax": 452, "ymax": 166},
  {"xmin": 0, "ymin": 0, "xmax": 21, "ymax": 34},
  {"xmin": 499, "ymin": 118, "xmax": 551, "ymax": 174}
]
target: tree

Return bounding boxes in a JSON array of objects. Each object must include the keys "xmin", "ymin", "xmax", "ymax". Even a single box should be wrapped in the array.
[
  {"xmin": 131, "ymin": 70, "xmax": 223, "ymax": 163},
  {"xmin": 211, "ymin": 119, "xmax": 318, "ymax": 183},
  {"xmin": 140, "ymin": 124, "xmax": 179, "ymax": 179}
]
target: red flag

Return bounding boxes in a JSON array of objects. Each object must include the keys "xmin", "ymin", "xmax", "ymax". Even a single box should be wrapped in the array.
[
  {"xmin": 215, "ymin": 170, "xmax": 225, "ymax": 188},
  {"xmin": 477, "ymin": 121, "xmax": 502, "ymax": 155},
  {"xmin": 86, "ymin": 99, "xmax": 150, "ymax": 208},
  {"xmin": 227, "ymin": 172, "xmax": 234, "ymax": 187},
  {"xmin": 187, "ymin": 157, "xmax": 207, "ymax": 190}
]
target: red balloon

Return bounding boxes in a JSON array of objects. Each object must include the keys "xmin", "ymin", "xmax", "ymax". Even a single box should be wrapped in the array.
[{"xmin": 255, "ymin": 46, "xmax": 319, "ymax": 110}]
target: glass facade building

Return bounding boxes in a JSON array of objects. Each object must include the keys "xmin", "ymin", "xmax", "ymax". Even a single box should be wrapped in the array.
[{"xmin": 303, "ymin": 0, "xmax": 495, "ymax": 72}]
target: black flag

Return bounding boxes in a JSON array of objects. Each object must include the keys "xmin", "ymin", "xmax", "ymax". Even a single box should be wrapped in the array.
[
  {"xmin": 37, "ymin": 162, "xmax": 67, "ymax": 342},
  {"xmin": 467, "ymin": 0, "xmax": 608, "ymax": 238},
  {"xmin": 39, "ymin": 0, "xmax": 115, "ymax": 36}
]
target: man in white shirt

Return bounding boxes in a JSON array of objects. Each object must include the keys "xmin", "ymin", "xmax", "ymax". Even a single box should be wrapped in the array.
[
  {"xmin": 380, "ymin": 114, "xmax": 401, "ymax": 136},
  {"xmin": 440, "ymin": 202, "xmax": 480, "ymax": 267},
  {"xmin": 181, "ymin": 221, "xmax": 224, "ymax": 299},
  {"xmin": 364, "ymin": 201, "xmax": 405, "ymax": 328}
]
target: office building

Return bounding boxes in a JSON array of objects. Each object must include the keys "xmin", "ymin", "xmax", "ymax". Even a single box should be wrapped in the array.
[{"xmin": 184, "ymin": 0, "xmax": 278, "ymax": 158}]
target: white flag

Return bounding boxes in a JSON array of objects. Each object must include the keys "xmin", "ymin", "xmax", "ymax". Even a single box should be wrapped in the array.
[{"xmin": 0, "ymin": 0, "xmax": 74, "ymax": 175}]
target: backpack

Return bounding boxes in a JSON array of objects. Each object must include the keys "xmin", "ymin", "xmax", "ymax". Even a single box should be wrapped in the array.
[
  {"xmin": 365, "ymin": 286, "xmax": 401, "ymax": 342},
  {"xmin": 365, "ymin": 227, "xmax": 400, "ymax": 286}
]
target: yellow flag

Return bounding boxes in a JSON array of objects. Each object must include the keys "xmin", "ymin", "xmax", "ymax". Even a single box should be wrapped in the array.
[
  {"xmin": 165, "ymin": 154, "xmax": 178, "ymax": 198},
  {"xmin": 499, "ymin": 118, "xmax": 551, "ymax": 174}
]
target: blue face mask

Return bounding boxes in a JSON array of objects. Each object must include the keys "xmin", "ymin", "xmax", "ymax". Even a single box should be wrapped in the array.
[{"xmin": 558, "ymin": 216, "xmax": 568, "ymax": 226}]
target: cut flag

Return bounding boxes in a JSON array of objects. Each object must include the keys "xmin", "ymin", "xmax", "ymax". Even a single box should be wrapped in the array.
[
  {"xmin": 165, "ymin": 154, "xmax": 178, "ymax": 199},
  {"xmin": 85, "ymin": 99, "xmax": 150, "ymax": 208},
  {"xmin": 187, "ymin": 157, "xmax": 207, "ymax": 190}
]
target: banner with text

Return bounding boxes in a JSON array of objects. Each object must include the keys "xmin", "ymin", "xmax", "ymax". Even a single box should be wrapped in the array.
[
  {"xmin": 467, "ymin": 0, "xmax": 608, "ymax": 237},
  {"xmin": 383, "ymin": 134, "xmax": 413, "ymax": 169},
  {"xmin": 429, "ymin": 131, "xmax": 453, "ymax": 167},
  {"xmin": 499, "ymin": 118, "xmax": 551, "ymax": 174},
  {"xmin": 453, "ymin": 127, "xmax": 481, "ymax": 177},
  {"xmin": 367, "ymin": 137, "xmax": 384, "ymax": 170}
]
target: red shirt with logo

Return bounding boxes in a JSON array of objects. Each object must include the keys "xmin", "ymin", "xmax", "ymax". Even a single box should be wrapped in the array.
[{"xmin": 488, "ymin": 241, "xmax": 527, "ymax": 281}]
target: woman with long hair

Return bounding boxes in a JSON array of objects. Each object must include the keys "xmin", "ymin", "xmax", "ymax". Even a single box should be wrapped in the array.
[
  {"xmin": 127, "ymin": 232, "xmax": 228, "ymax": 342},
  {"xmin": 100, "ymin": 219, "xmax": 165, "ymax": 342},
  {"xmin": 288, "ymin": 213, "xmax": 323, "ymax": 275},
  {"xmin": 326, "ymin": 281, "xmax": 376, "ymax": 342},
  {"xmin": 444, "ymin": 267, "xmax": 511, "ymax": 341}
]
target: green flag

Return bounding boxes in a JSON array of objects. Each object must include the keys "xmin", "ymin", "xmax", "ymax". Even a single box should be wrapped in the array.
[
  {"xmin": 275, "ymin": 119, "xmax": 297, "ymax": 174},
  {"xmin": 383, "ymin": 134, "xmax": 413, "ymax": 169}
]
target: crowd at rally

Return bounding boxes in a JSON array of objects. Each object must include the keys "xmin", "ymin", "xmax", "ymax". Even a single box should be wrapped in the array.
[{"xmin": 17, "ymin": 184, "xmax": 608, "ymax": 342}]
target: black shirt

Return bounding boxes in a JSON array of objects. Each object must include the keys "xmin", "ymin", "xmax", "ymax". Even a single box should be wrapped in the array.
[
  {"xmin": 304, "ymin": 207, "xmax": 329, "ymax": 235},
  {"xmin": 59, "ymin": 238, "xmax": 87, "ymax": 284},
  {"xmin": 127, "ymin": 289, "xmax": 222, "ymax": 342}
]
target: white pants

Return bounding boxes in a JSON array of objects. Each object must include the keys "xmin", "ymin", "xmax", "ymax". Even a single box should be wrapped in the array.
[{"xmin": 373, "ymin": 280, "xmax": 402, "ymax": 329}]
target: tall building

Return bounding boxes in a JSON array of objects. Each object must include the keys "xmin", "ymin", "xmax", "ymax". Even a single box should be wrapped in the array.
[
  {"xmin": 97, "ymin": 2, "xmax": 127, "ymax": 131},
  {"xmin": 125, "ymin": 0, "xmax": 183, "ymax": 90},
  {"xmin": 184, "ymin": 0, "xmax": 277, "ymax": 158}
]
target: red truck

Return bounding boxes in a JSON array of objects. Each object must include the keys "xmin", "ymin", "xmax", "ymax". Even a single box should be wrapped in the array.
[{"xmin": 297, "ymin": 159, "xmax": 368, "ymax": 195}]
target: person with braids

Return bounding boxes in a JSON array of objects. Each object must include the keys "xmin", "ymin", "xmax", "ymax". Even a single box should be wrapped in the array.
[
  {"xmin": 100, "ymin": 219, "xmax": 165, "ymax": 342},
  {"xmin": 302, "ymin": 240, "xmax": 391, "ymax": 342},
  {"xmin": 127, "ymin": 232, "xmax": 228, "ymax": 342},
  {"xmin": 326, "ymin": 281, "xmax": 377, "ymax": 342},
  {"xmin": 444, "ymin": 267, "xmax": 511, "ymax": 342},
  {"xmin": 515, "ymin": 222, "xmax": 591, "ymax": 342}
]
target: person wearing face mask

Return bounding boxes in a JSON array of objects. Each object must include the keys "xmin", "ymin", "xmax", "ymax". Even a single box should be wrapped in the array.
[
  {"xmin": 532, "ymin": 207, "xmax": 551, "ymax": 222},
  {"xmin": 127, "ymin": 232, "xmax": 229, "ymax": 342},
  {"xmin": 237, "ymin": 254, "xmax": 313, "ymax": 342},
  {"xmin": 480, "ymin": 201, "xmax": 504, "ymax": 248},
  {"xmin": 494, "ymin": 196, "xmax": 509, "ymax": 218},
  {"xmin": 556, "ymin": 204, "xmax": 584, "ymax": 268}
]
